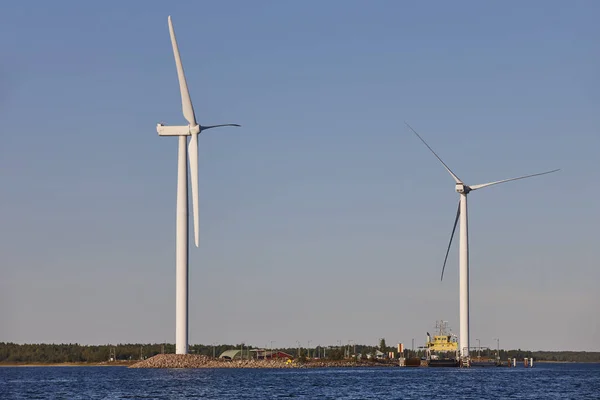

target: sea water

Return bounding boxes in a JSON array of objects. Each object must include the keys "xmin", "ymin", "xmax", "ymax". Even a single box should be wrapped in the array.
[{"xmin": 1, "ymin": 363, "xmax": 598, "ymax": 399}]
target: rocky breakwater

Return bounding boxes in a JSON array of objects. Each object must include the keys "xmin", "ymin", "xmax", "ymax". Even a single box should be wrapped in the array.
[
  {"xmin": 129, "ymin": 354, "xmax": 301, "ymax": 369},
  {"xmin": 303, "ymin": 359, "xmax": 395, "ymax": 368}
]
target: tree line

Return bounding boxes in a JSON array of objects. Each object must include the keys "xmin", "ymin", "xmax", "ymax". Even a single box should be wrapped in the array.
[
  {"xmin": 1, "ymin": 342, "xmax": 599, "ymax": 363},
  {"xmin": 0, "ymin": 342, "xmax": 384, "ymax": 363}
]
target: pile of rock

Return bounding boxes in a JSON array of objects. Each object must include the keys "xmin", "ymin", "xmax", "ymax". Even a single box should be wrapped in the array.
[
  {"xmin": 129, "ymin": 354, "xmax": 301, "ymax": 369},
  {"xmin": 130, "ymin": 354, "xmax": 400, "ymax": 369},
  {"xmin": 303, "ymin": 360, "xmax": 392, "ymax": 368}
]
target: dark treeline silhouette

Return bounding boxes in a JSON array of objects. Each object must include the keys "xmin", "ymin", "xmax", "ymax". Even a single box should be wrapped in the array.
[
  {"xmin": 0, "ymin": 343, "xmax": 238, "ymax": 363},
  {"xmin": 1, "ymin": 342, "xmax": 599, "ymax": 364},
  {"xmin": 0, "ymin": 342, "xmax": 378, "ymax": 363}
]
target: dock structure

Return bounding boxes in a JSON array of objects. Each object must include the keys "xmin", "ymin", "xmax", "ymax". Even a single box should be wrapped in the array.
[
  {"xmin": 397, "ymin": 321, "xmax": 535, "ymax": 368},
  {"xmin": 398, "ymin": 357, "xmax": 535, "ymax": 368}
]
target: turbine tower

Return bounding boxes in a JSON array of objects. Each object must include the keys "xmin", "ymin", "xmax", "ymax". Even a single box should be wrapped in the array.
[
  {"xmin": 157, "ymin": 16, "xmax": 240, "ymax": 355},
  {"xmin": 406, "ymin": 122, "xmax": 558, "ymax": 361}
]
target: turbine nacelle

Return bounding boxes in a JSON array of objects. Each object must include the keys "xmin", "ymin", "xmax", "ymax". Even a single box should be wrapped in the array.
[
  {"xmin": 157, "ymin": 123, "xmax": 200, "ymax": 136},
  {"xmin": 455, "ymin": 183, "xmax": 471, "ymax": 194},
  {"xmin": 157, "ymin": 123, "xmax": 241, "ymax": 137}
]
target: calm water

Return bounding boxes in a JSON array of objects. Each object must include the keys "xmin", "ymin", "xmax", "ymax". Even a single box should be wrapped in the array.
[{"xmin": 1, "ymin": 363, "xmax": 599, "ymax": 399}]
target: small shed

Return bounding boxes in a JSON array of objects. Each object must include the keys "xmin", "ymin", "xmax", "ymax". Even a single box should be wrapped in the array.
[{"xmin": 219, "ymin": 349, "xmax": 253, "ymax": 360}]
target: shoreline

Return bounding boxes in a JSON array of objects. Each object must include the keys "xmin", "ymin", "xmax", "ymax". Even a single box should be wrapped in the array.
[
  {"xmin": 0, "ymin": 361, "xmax": 136, "ymax": 368},
  {"xmin": 0, "ymin": 359, "xmax": 596, "ymax": 368}
]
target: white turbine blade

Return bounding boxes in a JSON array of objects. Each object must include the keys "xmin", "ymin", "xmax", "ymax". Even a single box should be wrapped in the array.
[
  {"xmin": 188, "ymin": 133, "xmax": 199, "ymax": 247},
  {"xmin": 168, "ymin": 16, "xmax": 197, "ymax": 126},
  {"xmin": 441, "ymin": 200, "xmax": 461, "ymax": 282},
  {"xmin": 405, "ymin": 122, "xmax": 462, "ymax": 184},
  {"xmin": 469, "ymin": 169, "xmax": 560, "ymax": 191},
  {"xmin": 200, "ymin": 124, "xmax": 241, "ymax": 131}
]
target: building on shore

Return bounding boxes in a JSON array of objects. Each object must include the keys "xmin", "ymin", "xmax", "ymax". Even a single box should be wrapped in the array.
[{"xmin": 219, "ymin": 349, "xmax": 293, "ymax": 360}]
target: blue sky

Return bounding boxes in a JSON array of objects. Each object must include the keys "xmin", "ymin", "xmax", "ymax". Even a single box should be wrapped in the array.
[{"xmin": 1, "ymin": 1, "xmax": 598, "ymax": 351}]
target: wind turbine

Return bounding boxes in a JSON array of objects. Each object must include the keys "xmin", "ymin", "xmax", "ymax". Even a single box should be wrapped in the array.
[
  {"xmin": 406, "ymin": 122, "xmax": 558, "ymax": 361},
  {"xmin": 157, "ymin": 16, "xmax": 240, "ymax": 355}
]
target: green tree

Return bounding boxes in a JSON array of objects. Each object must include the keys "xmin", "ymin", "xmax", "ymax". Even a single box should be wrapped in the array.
[
  {"xmin": 379, "ymin": 338, "xmax": 387, "ymax": 354},
  {"xmin": 326, "ymin": 348, "xmax": 344, "ymax": 360}
]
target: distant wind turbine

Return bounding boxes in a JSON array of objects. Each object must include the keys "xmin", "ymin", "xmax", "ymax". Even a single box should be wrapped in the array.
[
  {"xmin": 406, "ymin": 122, "xmax": 558, "ymax": 361},
  {"xmin": 157, "ymin": 16, "xmax": 240, "ymax": 355}
]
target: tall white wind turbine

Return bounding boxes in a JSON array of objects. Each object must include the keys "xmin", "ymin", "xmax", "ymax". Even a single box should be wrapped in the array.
[
  {"xmin": 406, "ymin": 122, "xmax": 558, "ymax": 361},
  {"xmin": 157, "ymin": 16, "xmax": 240, "ymax": 355}
]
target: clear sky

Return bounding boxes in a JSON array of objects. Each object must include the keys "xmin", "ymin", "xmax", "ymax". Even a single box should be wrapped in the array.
[{"xmin": 1, "ymin": 1, "xmax": 598, "ymax": 352}]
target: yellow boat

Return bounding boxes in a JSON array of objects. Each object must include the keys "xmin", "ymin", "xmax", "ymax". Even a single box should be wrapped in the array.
[
  {"xmin": 425, "ymin": 321, "xmax": 459, "ymax": 367},
  {"xmin": 426, "ymin": 320, "xmax": 458, "ymax": 353}
]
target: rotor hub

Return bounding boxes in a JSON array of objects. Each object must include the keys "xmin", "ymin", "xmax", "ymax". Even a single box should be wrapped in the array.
[
  {"xmin": 455, "ymin": 183, "xmax": 471, "ymax": 194},
  {"xmin": 189, "ymin": 124, "xmax": 200, "ymax": 135}
]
